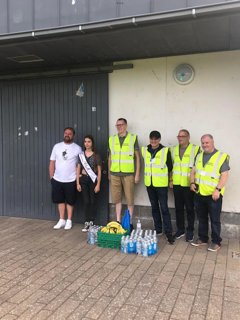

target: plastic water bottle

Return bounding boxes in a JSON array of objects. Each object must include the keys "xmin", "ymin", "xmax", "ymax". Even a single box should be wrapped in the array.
[
  {"xmin": 88, "ymin": 226, "xmax": 95, "ymax": 245},
  {"xmin": 147, "ymin": 239, "xmax": 153, "ymax": 256},
  {"xmin": 121, "ymin": 236, "xmax": 125, "ymax": 253},
  {"xmin": 94, "ymin": 226, "xmax": 99, "ymax": 244},
  {"xmin": 136, "ymin": 237, "xmax": 142, "ymax": 255},
  {"xmin": 153, "ymin": 236, "xmax": 158, "ymax": 254},
  {"xmin": 136, "ymin": 219, "xmax": 141, "ymax": 234},
  {"xmin": 124, "ymin": 236, "xmax": 129, "ymax": 254},
  {"xmin": 142, "ymin": 239, "xmax": 148, "ymax": 257},
  {"xmin": 128, "ymin": 237, "xmax": 134, "ymax": 254},
  {"xmin": 133, "ymin": 237, "xmax": 137, "ymax": 253}
]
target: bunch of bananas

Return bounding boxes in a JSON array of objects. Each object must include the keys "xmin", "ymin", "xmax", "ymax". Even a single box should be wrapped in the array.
[{"xmin": 100, "ymin": 221, "xmax": 126, "ymax": 234}]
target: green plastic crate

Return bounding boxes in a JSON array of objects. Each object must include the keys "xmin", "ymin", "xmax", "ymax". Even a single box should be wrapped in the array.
[{"xmin": 97, "ymin": 230, "xmax": 128, "ymax": 249}]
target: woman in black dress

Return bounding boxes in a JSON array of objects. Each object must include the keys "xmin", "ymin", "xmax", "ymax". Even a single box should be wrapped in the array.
[{"xmin": 76, "ymin": 135, "xmax": 102, "ymax": 232}]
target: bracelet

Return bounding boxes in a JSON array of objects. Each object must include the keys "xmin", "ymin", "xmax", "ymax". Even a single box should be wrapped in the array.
[{"xmin": 190, "ymin": 182, "xmax": 195, "ymax": 185}]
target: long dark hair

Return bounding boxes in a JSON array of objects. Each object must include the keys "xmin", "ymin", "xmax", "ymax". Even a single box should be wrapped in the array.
[{"xmin": 83, "ymin": 134, "xmax": 95, "ymax": 152}]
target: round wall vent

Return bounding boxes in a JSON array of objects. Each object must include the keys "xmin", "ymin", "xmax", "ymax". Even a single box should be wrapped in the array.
[{"xmin": 173, "ymin": 64, "xmax": 195, "ymax": 85}]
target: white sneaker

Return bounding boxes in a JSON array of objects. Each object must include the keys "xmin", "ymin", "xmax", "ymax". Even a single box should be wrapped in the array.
[
  {"xmin": 64, "ymin": 219, "xmax": 72, "ymax": 230},
  {"xmin": 53, "ymin": 219, "xmax": 66, "ymax": 230},
  {"xmin": 89, "ymin": 221, "xmax": 94, "ymax": 227},
  {"xmin": 82, "ymin": 221, "xmax": 89, "ymax": 232}
]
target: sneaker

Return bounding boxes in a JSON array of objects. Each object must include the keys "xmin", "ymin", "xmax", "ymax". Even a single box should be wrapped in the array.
[
  {"xmin": 208, "ymin": 242, "xmax": 221, "ymax": 252},
  {"xmin": 191, "ymin": 239, "xmax": 208, "ymax": 247},
  {"xmin": 166, "ymin": 233, "xmax": 175, "ymax": 245},
  {"xmin": 186, "ymin": 232, "xmax": 194, "ymax": 242},
  {"xmin": 82, "ymin": 221, "xmax": 90, "ymax": 232},
  {"xmin": 156, "ymin": 228, "xmax": 163, "ymax": 235},
  {"xmin": 53, "ymin": 219, "xmax": 66, "ymax": 230},
  {"xmin": 174, "ymin": 230, "xmax": 185, "ymax": 240},
  {"xmin": 64, "ymin": 219, "xmax": 72, "ymax": 230},
  {"xmin": 89, "ymin": 221, "xmax": 94, "ymax": 227}
]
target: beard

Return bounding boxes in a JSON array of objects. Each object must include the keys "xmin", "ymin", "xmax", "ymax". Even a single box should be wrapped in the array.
[{"xmin": 64, "ymin": 136, "xmax": 73, "ymax": 144}]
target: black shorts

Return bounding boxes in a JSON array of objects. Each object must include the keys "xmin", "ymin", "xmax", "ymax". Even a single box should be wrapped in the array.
[{"xmin": 51, "ymin": 178, "xmax": 77, "ymax": 205}]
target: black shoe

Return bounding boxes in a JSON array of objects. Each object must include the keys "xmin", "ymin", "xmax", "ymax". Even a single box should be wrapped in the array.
[
  {"xmin": 186, "ymin": 232, "xmax": 194, "ymax": 242},
  {"xmin": 166, "ymin": 233, "xmax": 175, "ymax": 245},
  {"xmin": 174, "ymin": 230, "xmax": 185, "ymax": 240},
  {"xmin": 130, "ymin": 224, "xmax": 133, "ymax": 233}
]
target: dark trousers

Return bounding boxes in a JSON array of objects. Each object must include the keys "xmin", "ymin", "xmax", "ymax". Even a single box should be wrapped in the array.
[
  {"xmin": 195, "ymin": 194, "xmax": 222, "ymax": 245},
  {"xmin": 173, "ymin": 185, "xmax": 195, "ymax": 233},
  {"xmin": 146, "ymin": 186, "xmax": 173, "ymax": 234},
  {"xmin": 80, "ymin": 175, "xmax": 97, "ymax": 222}
]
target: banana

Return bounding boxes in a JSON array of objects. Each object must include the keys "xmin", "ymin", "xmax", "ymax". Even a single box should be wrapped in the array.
[
  {"xmin": 100, "ymin": 226, "xmax": 108, "ymax": 233},
  {"xmin": 100, "ymin": 221, "xmax": 127, "ymax": 235},
  {"xmin": 106, "ymin": 221, "xmax": 121, "ymax": 229},
  {"xmin": 117, "ymin": 226, "xmax": 126, "ymax": 234}
]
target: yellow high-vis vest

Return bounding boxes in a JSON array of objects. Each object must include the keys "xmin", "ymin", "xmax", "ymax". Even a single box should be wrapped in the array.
[
  {"xmin": 109, "ymin": 133, "xmax": 136, "ymax": 173},
  {"xmin": 142, "ymin": 146, "xmax": 169, "ymax": 187},
  {"xmin": 195, "ymin": 151, "xmax": 228, "ymax": 196},
  {"xmin": 171, "ymin": 143, "xmax": 200, "ymax": 187}
]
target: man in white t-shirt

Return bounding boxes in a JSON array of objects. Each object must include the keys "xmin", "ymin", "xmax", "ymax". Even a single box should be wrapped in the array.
[{"xmin": 49, "ymin": 127, "xmax": 82, "ymax": 230}]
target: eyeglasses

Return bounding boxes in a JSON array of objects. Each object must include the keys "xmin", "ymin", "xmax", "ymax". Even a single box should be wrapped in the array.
[
  {"xmin": 177, "ymin": 135, "xmax": 188, "ymax": 138},
  {"xmin": 115, "ymin": 123, "xmax": 125, "ymax": 127}
]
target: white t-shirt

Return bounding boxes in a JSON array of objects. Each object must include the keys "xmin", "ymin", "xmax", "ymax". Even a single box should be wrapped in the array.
[{"xmin": 50, "ymin": 142, "xmax": 82, "ymax": 182}]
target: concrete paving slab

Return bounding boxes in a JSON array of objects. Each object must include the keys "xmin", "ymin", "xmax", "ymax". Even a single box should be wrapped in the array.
[{"xmin": 0, "ymin": 216, "xmax": 239, "ymax": 320}]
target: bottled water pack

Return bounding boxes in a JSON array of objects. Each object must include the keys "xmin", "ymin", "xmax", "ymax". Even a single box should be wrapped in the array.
[
  {"xmin": 87, "ymin": 225, "xmax": 101, "ymax": 245},
  {"xmin": 120, "ymin": 222, "xmax": 158, "ymax": 257}
]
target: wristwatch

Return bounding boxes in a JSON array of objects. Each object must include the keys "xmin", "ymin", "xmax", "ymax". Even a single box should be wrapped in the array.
[{"xmin": 216, "ymin": 187, "xmax": 221, "ymax": 192}]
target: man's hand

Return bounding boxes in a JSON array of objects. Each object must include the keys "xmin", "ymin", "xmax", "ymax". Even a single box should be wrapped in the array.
[
  {"xmin": 134, "ymin": 174, "xmax": 140, "ymax": 184},
  {"xmin": 212, "ymin": 189, "xmax": 220, "ymax": 201},
  {"xmin": 190, "ymin": 183, "xmax": 197, "ymax": 192}
]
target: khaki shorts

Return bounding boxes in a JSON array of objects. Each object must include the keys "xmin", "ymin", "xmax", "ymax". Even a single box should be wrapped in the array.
[{"xmin": 110, "ymin": 175, "xmax": 135, "ymax": 205}]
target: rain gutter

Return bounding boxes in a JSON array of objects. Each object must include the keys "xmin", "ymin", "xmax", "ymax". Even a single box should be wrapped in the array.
[{"xmin": 0, "ymin": 1, "xmax": 240, "ymax": 44}]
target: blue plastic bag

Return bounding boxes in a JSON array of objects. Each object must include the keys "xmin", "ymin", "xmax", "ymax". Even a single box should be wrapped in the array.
[{"xmin": 121, "ymin": 209, "xmax": 130, "ymax": 232}]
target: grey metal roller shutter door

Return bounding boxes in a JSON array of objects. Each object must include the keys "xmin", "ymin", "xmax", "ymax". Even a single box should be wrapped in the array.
[{"xmin": 0, "ymin": 74, "xmax": 109, "ymax": 225}]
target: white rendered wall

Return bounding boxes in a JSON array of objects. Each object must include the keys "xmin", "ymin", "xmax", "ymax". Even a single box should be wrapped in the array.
[{"xmin": 109, "ymin": 50, "xmax": 240, "ymax": 213}]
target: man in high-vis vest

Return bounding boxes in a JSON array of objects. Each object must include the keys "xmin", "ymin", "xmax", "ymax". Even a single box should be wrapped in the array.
[
  {"xmin": 170, "ymin": 129, "xmax": 200, "ymax": 242},
  {"xmin": 142, "ymin": 131, "xmax": 175, "ymax": 244},
  {"xmin": 190, "ymin": 134, "xmax": 230, "ymax": 252},
  {"xmin": 108, "ymin": 118, "xmax": 140, "ymax": 229}
]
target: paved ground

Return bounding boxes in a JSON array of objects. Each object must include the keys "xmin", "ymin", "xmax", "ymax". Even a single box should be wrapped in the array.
[{"xmin": 0, "ymin": 216, "xmax": 239, "ymax": 320}]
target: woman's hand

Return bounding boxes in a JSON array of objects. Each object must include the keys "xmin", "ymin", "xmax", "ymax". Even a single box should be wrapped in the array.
[
  {"xmin": 94, "ymin": 184, "xmax": 100, "ymax": 193},
  {"xmin": 76, "ymin": 183, "xmax": 81, "ymax": 192}
]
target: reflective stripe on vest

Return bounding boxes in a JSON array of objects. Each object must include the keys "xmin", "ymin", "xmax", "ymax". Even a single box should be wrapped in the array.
[
  {"xmin": 142, "ymin": 147, "xmax": 169, "ymax": 187},
  {"xmin": 195, "ymin": 151, "xmax": 228, "ymax": 196},
  {"xmin": 109, "ymin": 133, "xmax": 136, "ymax": 173},
  {"xmin": 171, "ymin": 143, "xmax": 199, "ymax": 187}
]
